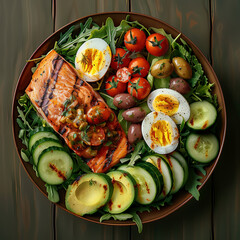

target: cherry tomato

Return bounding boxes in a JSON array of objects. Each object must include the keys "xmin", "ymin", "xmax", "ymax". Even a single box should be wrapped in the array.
[
  {"xmin": 116, "ymin": 67, "xmax": 132, "ymax": 83},
  {"xmin": 146, "ymin": 33, "xmax": 169, "ymax": 57},
  {"xmin": 127, "ymin": 77, "xmax": 151, "ymax": 100},
  {"xmin": 105, "ymin": 75, "xmax": 127, "ymax": 97},
  {"xmin": 87, "ymin": 126, "xmax": 105, "ymax": 146},
  {"xmin": 124, "ymin": 28, "xmax": 146, "ymax": 52},
  {"xmin": 87, "ymin": 102, "xmax": 111, "ymax": 125},
  {"xmin": 128, "ymin": 57, "xmax": 150, "ymax": 78},
  {"xmin": 111, "ymin": 48, "xmax": 130, "ymax": 70}
]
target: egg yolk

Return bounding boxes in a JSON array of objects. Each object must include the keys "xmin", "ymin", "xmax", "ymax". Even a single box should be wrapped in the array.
[
  {"xmin": 150, "ymin": 120, "xmax": 172, "ymax": 146},
  {"xmin": 77, "ymin": 48, "xmax": 105, "ymax": 75},
  {"xmin": 153, "ymin": 94, "xmax": 179, "ymax": 116}
]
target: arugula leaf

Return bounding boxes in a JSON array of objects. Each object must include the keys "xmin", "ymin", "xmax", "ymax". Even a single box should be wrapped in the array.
[
  {"xmin": 89, "ymin": 25, "xmax": 108, "ymax": 39},
  {"xmin": 185, "ymin": 166, "xmax": 204, "ymax": 200},
  {"xmin": 17, "ymin": 118, "xmax": 26, "ymax": 130},
  {"xmin": 117, "ymin": 109, "xmax": 131, "ymax": 134},
  {"xmin": 71, "ymin": 153, "xmax": 91, "ymax": 173},
  {"xmin": 115, "ymin": 19, "xmax": 131, "ymax": 37},
  {"xmin": 17, "ymin": 106, "xmax": 33, "ymax": 130},
  {"xmin": 20, "ymin": 149, "xmax": 30, "ymax": 162},
  {"xmin": 131, "ymin": 212, "xmax": 143, "ymax": 233},
  {"xmin": 17, "ymin": 94, "xmax": 47, "ymax": 149},
  {"xmin": 54, "ymin": 17, "xmax": 99, "ymax": 65},
  {"xmin": 99, "ymin": 92, "xmax": 118, "ymax": 110},
  {"xmin": 105, "ymin": 17, "xmax": 117, "ymax": 55},
  {"xmin": 194, "ymin": 165, "xmax": 207, "ymax": 175},
  {"xmin": 45, "ymin": 184, "xmax": 60, "ymax": 203},
  {"xmin": 128, "ymin": 140, "xmax": 146, "ymax": 166},
  {"xmin": 99, "ymin": 213, "xmax": 112, "ymax": 222},
  {"xmin": 100, "ymin": 213, "xmax": 134, "ymax": 222}
]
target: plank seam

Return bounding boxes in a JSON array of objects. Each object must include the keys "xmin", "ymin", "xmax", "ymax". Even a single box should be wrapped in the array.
[
  {"xmin": 209, "ymin": 1, "xmax": 215, "ymax": 238},
  {"xmin": 129, "ymin": 0, "xmax": 132, "ymax": 12},
  {"xmin": 52, "ymin": 0, "xmax": 56, "ymax": 32},
  {"xmin": 209, "ymin": 0, "xmax": 213, "ymax": 65}
]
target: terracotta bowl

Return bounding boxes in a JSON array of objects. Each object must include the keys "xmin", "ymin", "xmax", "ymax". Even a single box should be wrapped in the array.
[{"xmin": 12, "ymin": 12, "xmax": 226, "ymax": 226}]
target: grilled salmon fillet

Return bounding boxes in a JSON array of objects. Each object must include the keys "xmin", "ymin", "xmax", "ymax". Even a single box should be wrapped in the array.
[{"xmin": 26, "ymin": 50, "xmax": 127, "ymax": 173}]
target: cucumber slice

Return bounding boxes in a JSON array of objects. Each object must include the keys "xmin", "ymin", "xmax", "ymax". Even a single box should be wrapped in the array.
[
  {"xmin": 137, "ymin": 162, "xmax": 163, "ymax": 201},
  {"xmin": 143, "ymin": 155, "xmax": 173, "ymax": 200},
  {"xmin": 37, "ymin": 147, "xmax": 73, "ymax": 185},
  {"xmin": 31, "ymin": 138, "xmax": 62, "ymax": 166},
  {"xmin": 118, "ymin": 163, "xmax": 162, "ymax": 205},
  {"xmin": 186, "ymin": 133, "xmax": 219, "ymax": 163},
  {"xmin": 170, "ymin": 151, "xmax": 188, "ymax": 186},
  {"xmin": 166, "ymin": 155, "xmax": 185, "ymax": 194},
  {"xmin": 187, "ymin": 101, "xmax": 217, "ymax": 130},
  {"xmin": 105, "ymin": 170, "xmax": 137, "ymax": 214},
  {"xmin": 65, "ymin": 173, "xmax": 113, "ymax": 216},
  {"xmin": 29, "ymin": 127, "xmax": 58, "ymax": 152}
]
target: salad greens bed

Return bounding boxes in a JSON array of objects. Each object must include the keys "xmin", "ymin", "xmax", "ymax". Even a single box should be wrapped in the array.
[{"xmin": 17, "ymin": 15, "xmax": 219, "ymax": 233}]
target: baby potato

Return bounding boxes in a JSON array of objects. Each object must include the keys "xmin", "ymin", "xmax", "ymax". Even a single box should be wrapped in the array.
[
  {"xmin": 113, "ymin": 93, "xmax": 136, "ymax": 109},
  {"xmin": 122, "ymin": 107, "xmax": 146, "ymax": 123},
  {"xmin": 169, "ymin": 78, "xmax": 191, "ymax": 94},
  {"xmin": 150, "ymin": 59, "xmax": 174, "ymax": 79},
  {"xmin": 127, "ymin": 124, "xmax": 142, "ymax": 144},
  {"xmin": 172, "ymin": 57, "xmax": 192, "ymax": 79}
]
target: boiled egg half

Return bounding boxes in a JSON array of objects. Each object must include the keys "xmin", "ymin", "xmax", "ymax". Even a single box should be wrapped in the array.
[
  {"xmin": 75, "ymin": 38, "xmax": 111, "ymax": 82},
  {"xmin": 142, "ymin": 111, "xmax": 179, "ymax": 154},
  {"xmin": 147, "ymin": 88, "xmax": 190, "ymax": 124}
]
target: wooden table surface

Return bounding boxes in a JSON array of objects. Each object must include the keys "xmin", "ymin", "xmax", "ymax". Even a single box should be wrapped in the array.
[{"xmin": 1, "ymin": 0, "xmax": 239, "ymax": 239}]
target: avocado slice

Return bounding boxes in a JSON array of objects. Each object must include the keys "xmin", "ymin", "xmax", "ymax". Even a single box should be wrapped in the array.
[
  {"xmin": 65, "ymin": 173, "xmax": 113, "ymax": 216},
  {"xmin": 105, "ymin": 170, "xmax": 137, "ymax": 214}
]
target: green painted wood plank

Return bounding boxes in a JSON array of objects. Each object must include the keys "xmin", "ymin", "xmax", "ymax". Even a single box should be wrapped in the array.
[
  {"xmin": 55, "ymin": 0, "xmax": 129, "ymax": 30},
  {"xmin": 211, "ymin": 0, "xmax": 240, "ymax": 239},
  {"xmin": 131, "ymin": 181, "xmax": 212, "ymax": 239},
  {"xmin": 0, "ymin": 0, "xmax": 53, "ymax": 239},
  {"xmin": 54, "ymin": 1, "xmax": 131, "ymax": 239},
  {"xmin": 56, "ymin": 208, "xmax": 131, "ymax": 240},
  {"xmin": 131, "ymin": 0, "xmax": 211, "ymax": 59},
  {"xmin": 130, "ymin": 0, "xmax": 213, "ymax": 239}
]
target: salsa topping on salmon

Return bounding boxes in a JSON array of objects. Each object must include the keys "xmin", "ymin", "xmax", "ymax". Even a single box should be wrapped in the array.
[{"xmin": 25, "ymin": 50, "xmax": 127, "ymax": 173}]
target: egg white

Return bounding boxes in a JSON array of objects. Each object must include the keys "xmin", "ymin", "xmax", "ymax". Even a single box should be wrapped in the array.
[
  {"xmin": 142, "ymin": 111, "xmax": 179, "ymax": 154},
  {"xmin": 75, "ymin": 38, "xmax": 111, "ymax": 82},
  {"xmin": 147, "ymin": 88, "xmax": 190, "ymax": 124}
]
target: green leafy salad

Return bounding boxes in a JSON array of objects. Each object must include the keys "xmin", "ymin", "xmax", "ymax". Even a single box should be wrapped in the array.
[{"xmin": 17, "ymin": 15, "xmax": 220, "ymax": 233}]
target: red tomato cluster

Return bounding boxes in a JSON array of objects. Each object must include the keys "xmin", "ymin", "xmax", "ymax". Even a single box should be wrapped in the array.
[
  {"xmin": 106, "ymin": 58, "xmax": 151, "ymax": 100},
  {"xmin": 106, "ymin": 28, "xmax": 169, "ymax": 100}
]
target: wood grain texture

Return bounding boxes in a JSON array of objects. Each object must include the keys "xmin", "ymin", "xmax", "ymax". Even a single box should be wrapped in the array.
[
  {"xmin": 2, "ymin": 0, "xmax": 238, "ymax": 239},
  {"xmin": 131, "ymin": 0, "xmax": 211, "ymax": 59},
  {"xmin": 131, "ymin": 181, "xmax": 212, "ymax": 240},
  {"xmin": 211, "ymin": 0, "xmax": 240, "ymax": 239},
  {"xmin": 54, "ymin": 1, "xmax": 131, "ymax": 239},
  {"xmin": 0, "ymin": 0, "xmax": 53, "ymax": 239},
  {"xmin": 131, "ymin": 0, "xmax": 213, "ymax": 239},
  {"xmin": 55, "ymin": 0, "xmax": 129, "ymax": 30}
]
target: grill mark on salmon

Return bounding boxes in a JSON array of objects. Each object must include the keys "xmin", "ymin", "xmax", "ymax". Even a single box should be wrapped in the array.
[
  {"xmin": 49, "ymin": 57, "xmax": 64, "ymax": 99},
  {"xmin": 40, "ymin": 55, "xmax": 59, "ymax": 108},
  {"xmin": 40, "ymin": 78, "xmax": 51, "ymax": 113},
  {"xmin": 59, "ymin": 127, "xmax": 66, "ymax": 135},
  {"xmin": 103, "ymin": 149, "xmax": 115, "ymax": 170},
  {"xmin": 42, "ymin": 57, "xmax": 64, "ymax": 115},
  {"xmin": 25, "ymin": 50, "xmax": 128, "ymax": 173}
]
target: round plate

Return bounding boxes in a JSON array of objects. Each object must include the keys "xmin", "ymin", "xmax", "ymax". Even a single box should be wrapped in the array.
[{"xmin": 12, "ymin": 12, "xmax": 226, "ymax": 226}]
